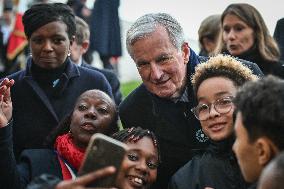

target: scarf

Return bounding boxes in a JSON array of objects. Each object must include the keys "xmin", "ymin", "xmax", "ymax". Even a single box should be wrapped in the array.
[{"xmin": 54, "ymin": 134, "xmax": 85, "ymax": 180}]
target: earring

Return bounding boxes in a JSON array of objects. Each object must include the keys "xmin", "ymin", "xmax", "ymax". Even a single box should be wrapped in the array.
[
  {"xmin": 29, "ymin": 53, "xmax": 32, "ymax": 57},
  {"xmin": 68, "ymin": 130, "xmax": 73, "ymax": 137},
  {"xmin": 67, "ymin": 50, "xmax": 71, "ymax": 57}
]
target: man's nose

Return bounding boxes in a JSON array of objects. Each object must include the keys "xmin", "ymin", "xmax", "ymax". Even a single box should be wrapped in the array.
[{"xmin": 149, "ymin": 62, "xmax": 163, "ymax": 80}]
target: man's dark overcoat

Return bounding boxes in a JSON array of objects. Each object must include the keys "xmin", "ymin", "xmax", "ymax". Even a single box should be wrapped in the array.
[{"xmin": 119, "ymin": 49, "xmax": 263, "ymax": 188}]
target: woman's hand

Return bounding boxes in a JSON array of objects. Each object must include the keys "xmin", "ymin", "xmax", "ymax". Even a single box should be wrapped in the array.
[
  {"xmin": 0, "ymin": 78, "xmax": 14, "ymax": 128},
  {"xmin": 55, "ymin": 166, "xmax": 117, "ymax": 189}
]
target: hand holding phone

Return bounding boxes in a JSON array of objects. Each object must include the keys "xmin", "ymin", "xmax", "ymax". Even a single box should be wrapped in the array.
[
  {"xmin": 78, "ymin": 133, "xmax": 127, "ymax": 187},
  {"xmin": 56, "ymin": 166, "xmax": 116, "ymax": 189}
]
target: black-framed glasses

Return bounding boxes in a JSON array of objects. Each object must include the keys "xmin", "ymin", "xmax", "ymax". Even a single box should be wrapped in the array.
[{"xmin": 191, "ymin": 96, "xmax": 234, "ymax": 121}]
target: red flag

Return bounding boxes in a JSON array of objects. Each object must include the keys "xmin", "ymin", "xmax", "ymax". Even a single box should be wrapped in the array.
[{"xmin": 6, "ymin": 13, "xmax": 27, "ymax": 61}]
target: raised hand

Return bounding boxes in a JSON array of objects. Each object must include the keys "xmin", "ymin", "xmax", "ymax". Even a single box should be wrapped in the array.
[
  {"xmin": 0, "ymin": 78, "xmax": 14, "ymax": 127},
  {"xmin": 55, "ymin": 166, "xmax": 117, "ymax": 189}
]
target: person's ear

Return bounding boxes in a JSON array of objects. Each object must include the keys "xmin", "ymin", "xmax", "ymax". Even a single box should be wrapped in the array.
[
  {"xmin": 256, "ymin": 137, "xmax": 279, "ymax": 167},
  {"xmin": 181, "ymin": 42, "xmax": 190, "ymax": 64},
  {"xmin": 81, "ymin": 40, "xmax": 90, "ymax": 54}
]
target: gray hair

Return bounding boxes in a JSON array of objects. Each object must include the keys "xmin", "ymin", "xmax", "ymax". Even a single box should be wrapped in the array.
[{"xmin": 126, "ymin": 13, "xmax": 185, "ymax": 58}]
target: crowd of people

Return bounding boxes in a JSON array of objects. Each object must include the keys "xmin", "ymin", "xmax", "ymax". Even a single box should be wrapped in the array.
[{"xmin": 0, "ymin": 1, "xmax": 283, "ymax": 189}]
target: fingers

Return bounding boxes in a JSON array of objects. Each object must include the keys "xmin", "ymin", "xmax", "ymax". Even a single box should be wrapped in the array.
[
  {"xmin": 0, "ymin": 79, "xmax": 14, "ymax": 101},
  {"xmin": 55, "ymin": 167, "xmax": 117, "ymax": 189},
  {"xmin": 0, "ymin": 78, "xmax": 14, "ymax": 88},
  {"xmin": 7, "ymin": 79, "xmax": 14, "ymax": 87},
  {"xmin": 3, "ymin": 86, "xmax": 11, "ymax": 102},
  {"xmin": 0, "ymin": 78, "xmax": 13, "ymax": 87},
  {"xmin": 0, "ymin": 78, "xmax": 9, "ymax": 86},
  {"xmin": 74, "ymin": 166, "xmax": 116, "ymax": 186},
  {"xmin": 0, "ymin": 85, "xmax": 7, "ymax": 95},
  {"xmin": 0, "ymin": 79, "xmax": 14, "ymax": 93}
]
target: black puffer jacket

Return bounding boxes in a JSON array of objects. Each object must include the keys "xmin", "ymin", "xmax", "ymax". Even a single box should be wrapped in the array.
[{"xmin": 168, "ymin": 136, "xmax": 248, "ymax": 189}]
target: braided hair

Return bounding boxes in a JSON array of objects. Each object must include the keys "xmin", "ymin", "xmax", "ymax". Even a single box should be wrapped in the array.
[{"xmin": 112, "ymin": 127, "xmax": 161, "ymax": 163}]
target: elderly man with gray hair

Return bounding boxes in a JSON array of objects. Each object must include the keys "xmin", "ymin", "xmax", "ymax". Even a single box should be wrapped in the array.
[{"xmin": 119, "ymin": 13, "xmax": 262, "ymax": 188}]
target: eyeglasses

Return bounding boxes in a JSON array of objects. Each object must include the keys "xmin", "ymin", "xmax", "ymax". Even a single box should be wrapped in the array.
[{"xmin": 191, "ymin": 96, "xmax": 234, "ymax": 121}]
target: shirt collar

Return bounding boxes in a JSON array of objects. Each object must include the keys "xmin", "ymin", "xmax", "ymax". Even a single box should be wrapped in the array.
[{"xmin": 172, "ymin": 85, "xmax": 189, "ymax": 103}]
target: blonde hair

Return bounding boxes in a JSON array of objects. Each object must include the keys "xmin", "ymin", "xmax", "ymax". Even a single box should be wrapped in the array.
[{"xmin": 191, "ymin": 54, "xmax": 258, "ymax": 93}]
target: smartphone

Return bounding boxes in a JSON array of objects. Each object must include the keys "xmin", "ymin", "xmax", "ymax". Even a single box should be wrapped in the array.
[{"xmin": 77, "ymin": 133, "xmax": 127, "ymax": 187}]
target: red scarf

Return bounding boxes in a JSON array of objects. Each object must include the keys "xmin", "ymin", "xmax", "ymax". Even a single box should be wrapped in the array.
[{"xmin": 54, "ymin": 134, "xmax": 85, "ymax": 180}]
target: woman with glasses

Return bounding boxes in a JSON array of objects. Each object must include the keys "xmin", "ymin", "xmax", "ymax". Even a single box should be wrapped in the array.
[{"xmin": 169, "ymin": 54, "xmax": 258, "ymax": 189}]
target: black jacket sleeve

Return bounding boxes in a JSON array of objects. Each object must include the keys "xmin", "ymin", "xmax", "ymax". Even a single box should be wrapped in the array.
[
  {"xmin": 237, "ymin": 58, "xmax": 264, "ymax": 77},
  {"xmin": 168, "ymin": 159, "xmax": 200, "ymax": 189},
  {"xmin": 0, "ymin": 122, "xmax": 30, "ymax": 189},
  {"xmin": 26, "ymin": 174, "xmax": 61, "ymax": 189}
]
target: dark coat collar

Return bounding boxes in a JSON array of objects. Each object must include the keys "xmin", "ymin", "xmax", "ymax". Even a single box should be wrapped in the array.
[
  {"xmin": 207, "ymin": 134, "xmax": 235, "ymax": 155},
  {"xmin": 24, "ymin": 57, "xmax": 80, "ymax": 79},
  {"xmin": 21, "ymin": 58, "xmax": 80, "ymax": 122}
]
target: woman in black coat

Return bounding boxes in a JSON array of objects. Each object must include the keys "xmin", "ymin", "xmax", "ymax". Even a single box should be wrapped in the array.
[
  {"xmin": 169, "ymin": 55, "xmax": 257, "ymax": 189},
  {"xmin": 215, "ymin": 3, "xmax": 284, "ymax": 78},
  {"xmin": 6, "ymin": 3, "xmax": 113, "ymax": 159}
]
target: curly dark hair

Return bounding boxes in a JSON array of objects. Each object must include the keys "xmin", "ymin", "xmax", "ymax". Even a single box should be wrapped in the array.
[
  {"xmin": 112, "ymin": 127, "xmax": 161, "ymax": 164},
  {"xmin": 22, "ymin": 3, "xmax": 76, "ymax": 39},
  {"xmin": 234, "ymin": 75, "xmax": 284, "ymax": 150}
]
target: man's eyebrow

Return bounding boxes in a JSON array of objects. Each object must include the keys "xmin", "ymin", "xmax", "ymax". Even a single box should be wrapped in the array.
[
  {"xmin": 155, "ymin": 53, "xmax": 172, "ymax": 61},
  {"xmin": 136, "ymin": 59, "xmax": 149, "ymax": 65}
]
